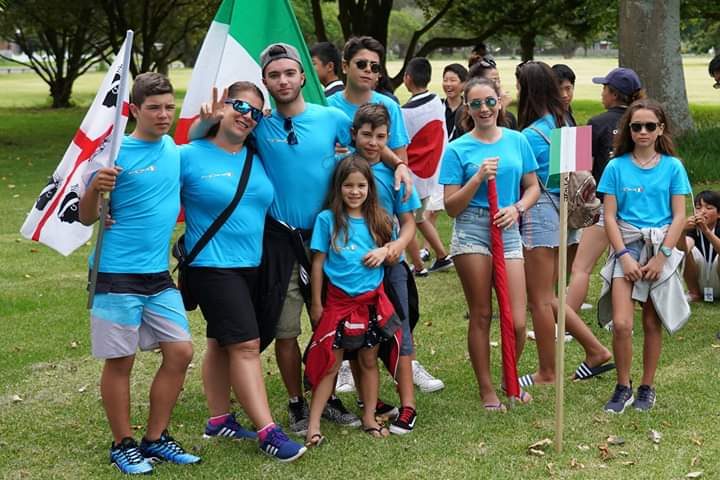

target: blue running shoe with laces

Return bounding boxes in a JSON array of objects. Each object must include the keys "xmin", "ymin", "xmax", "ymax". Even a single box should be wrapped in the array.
[
  {"xmin": 203, "ymin": 413, "xmax": 257, "ymax": 440},
  {"xmin": 140, "ymin": 430, "xmax": 201, "ymax": 465},
  {"xmin": 110, "ymin": 437, "xmax": 153, "ymax": 475},
  {"xmin": 259, "ymin": 426, "xmax": 306, "ymax": 462}
]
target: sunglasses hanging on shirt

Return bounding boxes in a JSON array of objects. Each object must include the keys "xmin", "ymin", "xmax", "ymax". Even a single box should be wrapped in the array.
[{"xmin": 283, "ymin": 117, "xmax": 298, "ymax": 145}]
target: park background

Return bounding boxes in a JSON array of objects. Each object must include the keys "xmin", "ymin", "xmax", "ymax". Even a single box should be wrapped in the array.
[{"xmin": 1, "ymin": 1, "xmax": 719, "ymax": 478}]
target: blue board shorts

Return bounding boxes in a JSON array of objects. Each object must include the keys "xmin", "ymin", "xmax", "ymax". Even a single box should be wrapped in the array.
[{"xmin": 90, "ymin": 288, "xmax": 191, "ymax": 359}]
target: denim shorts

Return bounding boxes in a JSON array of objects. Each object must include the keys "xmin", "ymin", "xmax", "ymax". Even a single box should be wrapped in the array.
[
  {"xmin": 450, "ymin": 206, "xmax": 523, "ymax": 259},
  {"xmin": 611, "ymin": 239, "xmax": 644, "ymax": 278},
  {"xmin": 521, "ymin": 192, "xmax": 580, "ymax": 249}
]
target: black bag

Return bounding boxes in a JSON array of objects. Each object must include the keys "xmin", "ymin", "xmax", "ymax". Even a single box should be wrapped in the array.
[{"xmin": 172, "ymin": 145, "xmax": 254, "ymax": 310}]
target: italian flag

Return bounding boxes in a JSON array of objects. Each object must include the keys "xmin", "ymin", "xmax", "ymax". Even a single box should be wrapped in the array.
[
  {"xmin": 175, "ymin": 0, "xmax": 325, "ymax": 143},
  {"xmin": 549, "ymin": 125, "xmax": 592, "ymax": 177}
]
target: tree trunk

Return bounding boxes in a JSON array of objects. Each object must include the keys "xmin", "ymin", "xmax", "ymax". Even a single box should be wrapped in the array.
[
  {"xmin": 619, "ymin": 0, "xmax": 694, "ymax": 134},
  {"xmin": 310, "ymin": 0, "xmax": 328, "ymax": 43},
  {"xmin": 519, "ymin": 30, "xmax": 536, "ymax": 61},
  {"xmin": 337, "ymin": 0, "xmax": 393, "ymax": 51},
  {"xmin": 50, "ymin": 77, "xmax": 74, "ymax": 108}
]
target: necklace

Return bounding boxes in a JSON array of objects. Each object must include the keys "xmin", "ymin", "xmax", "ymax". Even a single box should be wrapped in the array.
[{"xmin": 632, "ymin": 151, "xmax": 659, "ymax": 168}]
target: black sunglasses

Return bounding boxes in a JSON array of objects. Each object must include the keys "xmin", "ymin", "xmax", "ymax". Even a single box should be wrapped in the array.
[
  {"xmin": 224, "ymin": 99, "xmax": 263, "ymax": 123},
  {"xmin": 468, "ymin": 96, "xmax": 498, "ymax": 110},
  {"xmin": 629, "ymin": 122, "xmax": 660, "ymax": 133},
  {"xmin": 284, "ymin": 117, "xmax": 298, "ymax": 145},
  {"xmin": 354, "ymin": 59, "xmax": 381, "ymax": 73}
]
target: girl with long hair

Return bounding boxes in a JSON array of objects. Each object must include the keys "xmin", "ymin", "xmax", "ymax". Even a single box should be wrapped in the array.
[
  {"xmin": 305, "ymin": 155, "xmax": 401, "ymax": 444},
  {"xmin": 440, "ymin": 77, "xmax": 540, "ymax": 410},
  {"xmin": 597, "ymin": 99, "xmax": 690, "ymax": 412},
  {"xmin": 516, "ymin": 62, "xmax": 613, "ymax": 388}
]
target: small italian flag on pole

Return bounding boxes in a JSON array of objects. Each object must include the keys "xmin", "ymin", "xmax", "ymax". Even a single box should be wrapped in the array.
[
  {"xmin": 547, "ymin": 125, "xmax": 593, "ymax": 455},
  {"xmin": 175, "ymin": 0, "xmax": 325, "ymax": 143}
]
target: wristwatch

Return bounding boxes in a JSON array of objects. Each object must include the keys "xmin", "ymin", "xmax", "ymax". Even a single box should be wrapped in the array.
[
  {"xmin": 514, "ymin": 202, "xmax": 526, "ymax": 215},
  {"xmin": 659, "ymin": 245, "xmax": 672, "ymax": 257}
]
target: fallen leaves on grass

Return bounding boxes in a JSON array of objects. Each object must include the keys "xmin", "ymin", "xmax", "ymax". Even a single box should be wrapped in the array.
[
  {"xmin": 691, "ymin": 456, "xmax": 701, "ymax": 467},
  {"xmin": 577, "ymin": 444, "xmax": 590, "ymax": 451},
  {"xmin": 686, "ymin": 472, "xmax": 703, "ymax": 478},
  {"xmin": 690, "ymin": 433, "xmax": 703, "ymax": 446},
  {"xmin": 69, "ymin": 341, "xmax": 78, "ymax": 349},
  {"xmin": 649, "ymin": 429, "xmax": 662, "ymax": 444},
  {"xmin": 77, "ymin": 385, "xmax": 88, "ymax": 393},
  {"xmin": 528, "ymin": 438, "xmax": 552, "ymax": 456},
  {"xmin": 606, "ymin": 435, "xmax": 625, "ymax": 445},
  {"xmin": 569, "ymin": 458, "xmax": 585, "ymax": 469},
  {"xmin": 11, "ymin": 394, "xmax": 23, "ymax": 403},
  {"xmin": 598, "ymin": 443, "xmax": 613, "ymax": 461},
  {"xmin": 490, "ymin": 341, "xmax": 498, "ymax": 348}
]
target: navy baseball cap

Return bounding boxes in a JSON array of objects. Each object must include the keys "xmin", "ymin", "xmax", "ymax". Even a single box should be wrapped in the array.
[{"xmin": 592, "ymin": 67, "xmax": 642, "ymax": 96}]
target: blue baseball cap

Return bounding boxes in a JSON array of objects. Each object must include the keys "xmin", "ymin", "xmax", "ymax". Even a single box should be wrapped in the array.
[{"xmin": 592, "ymin": 67, "xmax": 642, "ymax": 96}]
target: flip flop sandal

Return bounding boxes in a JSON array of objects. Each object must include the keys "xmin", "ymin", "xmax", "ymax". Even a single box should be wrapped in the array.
[
  {"xmin": 483, "ymin": 402, "xmax": 507, "ymax": 412},
  {"xmin": 573, "ymin": 361, "xmax": 616, "ymax": 381},
  {"xmin": 500, "ymin": 384, "xmax": 533, "ymax": 404},
  {"xmin": 305, "ymin": 433, "xmax": 325, "ymax": 448},
  {"xmin": 518, "ymin": 374, "xmax": 535, "ymax": 388},
  {"xmin": 363, "ymin": 426, "xmax": 389, "ymax": 438}
]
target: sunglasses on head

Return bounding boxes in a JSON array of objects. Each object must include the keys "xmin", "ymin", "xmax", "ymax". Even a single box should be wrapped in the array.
[
  {"xmin": 283, "ymin": 117, "xmax": 298, "ymax": 145},
  {"xmin": 629, "ymin": 122, "xmax": 660, "ymax": 133},
  {"xmin": 354, "ymin": 59, "xmax": 381, "ymax": 73},
  {"xmin": 468, "ymin": 96, "xmax": 498, "ymax": 110},
  {"xmin": 224, "ymin": 99, "xmax": 263, "ymax": 123},
  {"xmin": 478, "ymin": 57, "xmax": 497, "ymax": 69}
]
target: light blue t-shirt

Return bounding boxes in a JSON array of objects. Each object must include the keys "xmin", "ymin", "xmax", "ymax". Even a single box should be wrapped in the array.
[
  {"xmin": 371, "ymin": 161, "xmax": 421, "ymax": 218},
  {"xmin": 89, "ymin": 135, "xmax": 180, "ymax": 273},
  {"xmin": 327, "ymin": 90, "xmax": 410, "ymax": 150},
  {"xmin": 439, "ymin": 129, "xmax": 538, "ymax": 209},
  {"xmin": 522, "ymin": 113, "xmax": 558, "ymax": 192},
  {"xmin": 310, "ymin": 210, "xmax": 384, "ymax": 296},
  {"xmin": 597, "ymin": 153, "xmax": 691, "ymax": 228},
  {"xmin": 180, "ymin": 140, "xmax": 274, "ymax": 268},
  {"xmin": 253, "ymin": 103, "xmax": 352, "ymax": 230}
]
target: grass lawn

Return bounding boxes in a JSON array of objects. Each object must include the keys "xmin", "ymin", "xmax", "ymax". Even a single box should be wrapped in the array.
[{"xmin": 1, "ymin": 72, "xmax": 720, "ymax": 478}]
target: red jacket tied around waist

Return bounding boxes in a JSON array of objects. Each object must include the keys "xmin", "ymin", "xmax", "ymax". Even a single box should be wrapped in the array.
[{"xmin": 305, "ymin": 282, "xmax": 402, "ymax": 390}]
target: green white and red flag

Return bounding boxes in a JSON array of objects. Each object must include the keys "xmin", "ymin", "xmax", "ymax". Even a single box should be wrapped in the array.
[
  {"xmin": 175, "ymin": 0, "xmax": 325, "ymax": 143},
  {"xmin": 549, "ymin": 125, "xmax": 592, "ymax": 176}
]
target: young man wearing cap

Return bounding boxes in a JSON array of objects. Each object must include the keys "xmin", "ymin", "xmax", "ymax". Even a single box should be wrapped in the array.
[
  {"xmin": 78, "ymin": 73, "xmax": 200, "ymax": 475},
  {"xmin": 311, "ymin": 41, "xmax": 344, "ymax": 97},
  {"xmin": 190, "ymin": 42, "xmax": 412, "ymax": 436}
]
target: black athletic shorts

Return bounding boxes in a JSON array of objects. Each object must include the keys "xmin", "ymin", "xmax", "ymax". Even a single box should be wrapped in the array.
[{"xmin": 185, "ymin": 266, "xmax": 259, "ymax": 346}]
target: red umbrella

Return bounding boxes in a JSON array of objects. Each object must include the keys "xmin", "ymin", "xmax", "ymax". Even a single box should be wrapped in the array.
[{"xmin": 487, "ymin": 178, "xmax": 519, "ymax": 399}]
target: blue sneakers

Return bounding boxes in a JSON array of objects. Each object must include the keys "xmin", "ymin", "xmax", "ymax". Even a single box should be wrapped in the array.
[
  {"xmin": 203, "ymin": 413, "xmax": 257, "ymax": 441},
  {"xmin": 604, "ymin": 383, "xmax": 634, "ymax": 414},
  {"xmin": 259, "ymin": 426, "xmax": 306, "ymax": 462},
  {"xmin": 139, "ymin": 430, "xmax": 201, "ymax": 465},
  {"xmin": 110, "ymin": 437, "xmax": 153, "ymax": 475}
]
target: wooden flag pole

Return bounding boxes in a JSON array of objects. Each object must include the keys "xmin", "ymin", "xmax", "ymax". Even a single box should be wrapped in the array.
[{"xmin": 554, "ymin": 172, "xmax": 570, "ymax": 453}]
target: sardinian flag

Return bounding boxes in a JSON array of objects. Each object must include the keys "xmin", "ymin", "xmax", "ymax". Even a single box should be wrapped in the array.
[
  {"xmin": 20, "ymin": 35, "xmax": 131, "ymax": 256},
  {"xmin": 401, "ymin": 91, "xmax": 447, "ymax": 199},
  {"xmin": 175, "ymin": 0, "xmax": 325, "ymax": 144}
]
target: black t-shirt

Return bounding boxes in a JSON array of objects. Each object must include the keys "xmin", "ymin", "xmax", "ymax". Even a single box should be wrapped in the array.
[
  {"xmin": 587, "ymin": 106, "xmax": 627, "ymax": 184},
  {"xmin": 688, "ymin": 224, "xmax": 719, "ymax": 264},
  {"xmin": 443, "ymin": 98, "xmax": 461, "ymax": 139}
]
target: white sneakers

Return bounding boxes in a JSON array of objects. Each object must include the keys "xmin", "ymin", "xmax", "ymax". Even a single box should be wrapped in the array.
[
  {"xmin": 412, "ymin": 360, "xmax": 445, "ymax": 393},
  {"xmin": 335, "ymin": 360, "xmax": 356, "ymax": 393}
]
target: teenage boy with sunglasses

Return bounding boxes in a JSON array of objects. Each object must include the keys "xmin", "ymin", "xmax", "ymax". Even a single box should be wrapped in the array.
[
  {"xmin": 78, "ymin": 73, "xmax": 199, "ymax": 475},
  {"xmin": 189, "ymin": 42, "xmax": 412, "ymax": 436}
]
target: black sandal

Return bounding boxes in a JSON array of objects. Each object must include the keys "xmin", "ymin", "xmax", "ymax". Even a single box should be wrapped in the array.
[
  {"xmin": 305, "ymin": 433, "xmax": 325, "ymax": 447},
  {"xmin": 363, "ymin": 425, "xmax": 389, "ymax": 438}
]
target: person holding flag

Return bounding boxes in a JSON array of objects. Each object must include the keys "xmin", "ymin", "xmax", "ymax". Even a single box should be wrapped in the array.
[
  {"xmin": 440, "ymin": 77, "xmax": 540, "ymax": 409},
  {"xmin": 78, "ymin": 73, "xmax": 200, "ymax": 474}
]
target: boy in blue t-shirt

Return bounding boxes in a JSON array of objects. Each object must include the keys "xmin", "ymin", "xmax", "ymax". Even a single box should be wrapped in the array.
[{"xmin": 78, "ymin": 73, "xmax": 198, "ymax": 474}]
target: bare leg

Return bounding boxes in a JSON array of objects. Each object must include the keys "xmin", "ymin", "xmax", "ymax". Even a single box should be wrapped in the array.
[
  {"xmin": 640, "ymin": 302, "xmax": 663, "ymax": 386},
  {"xmin": 396, "ymin": 356, "xmax": 415, "ymax": 409},
  {"xmin": 454, "ymin": 253, "xmax": 499, "ymax": 404},
  {"xmin": 226, "ymin": 340, "xmax": 273, "ymax": 428},
  {"xmin": 306, "ymin": 350, "xmax": 343, "ymax": 443},
  {"xmin": 678, "ymin": 236, "xmax": 701, "ymax": 299},
  {"xmin": 417, "ymin": 220, "xmax": 448, "ymax": 259},
  {"xmin": 506, "ymin": 259, "xmax": 528, "ymax": 361},
  {"xmin": 524, "ymin": 247, "xmax": 557, "ymax": 384},
  {"xmin": 551, "ymin": 300, "xmax": 612, "ymax": 368},
  {"xmin": 407, "ymin": 237, "xmax": 425, "ymax": 271},
  {"xmin": 275, "ymin": 337, "xmax": 303, "ymax": 398},
  {"xmin": 101, "ymin": 355, "xmax": 135, "ymax": 444},
  {"xmin": 610, "ymin": 278, "xmax": 635, "ymax": 387},
  {"xmin": 202, "ymin": 339, "xmax": 231, "ymax": 416},
  {"xmin": 146, "ymin": 341, "xmax": 193, "ymax": 440},
  {"xmin": 567, "ymin": 225, "xmax": 609, "ymax": 311},
  {"xmin": 357, "ymin": 346, "xmax": 384, "ymax": 434}
]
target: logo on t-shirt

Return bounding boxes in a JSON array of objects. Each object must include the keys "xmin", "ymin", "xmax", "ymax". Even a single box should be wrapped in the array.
[
  {"xmin": 622, "ymin": 186, "xmax": 643, "ymax": 193},
  {"xmin": 127, "ymin": 165, "xmax": 157, "ymax": 175},
  {"xmin": 201, "ymin": 172, "xmax": 233, "ymax": 180}
]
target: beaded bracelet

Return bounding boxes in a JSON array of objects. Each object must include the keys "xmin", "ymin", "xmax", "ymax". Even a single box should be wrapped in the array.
[{"xmin": 614, "ymin": 248, "xmax": 630, "ymax": 259}]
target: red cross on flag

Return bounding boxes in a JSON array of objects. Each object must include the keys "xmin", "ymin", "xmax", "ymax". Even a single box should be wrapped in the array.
[{"xmin": 20, "ymin": 34, "xmax": 132, "ymax": 256}]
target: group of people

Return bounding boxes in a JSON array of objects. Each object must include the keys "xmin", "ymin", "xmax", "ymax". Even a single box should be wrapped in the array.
[{"xmin": 75, "ymin": 34, "xmax": 719, "ymax": 475}]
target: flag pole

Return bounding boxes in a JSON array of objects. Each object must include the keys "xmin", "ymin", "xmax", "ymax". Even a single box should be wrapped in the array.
[
  {"xmin": 87, "ymin": 30, "xmax": 134, "ymax": 309},
  {"xmin": 554, "ymin": 171, "xmax": 569, "ymax": 453}
]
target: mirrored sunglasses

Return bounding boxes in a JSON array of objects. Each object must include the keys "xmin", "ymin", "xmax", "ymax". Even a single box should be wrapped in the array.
[
  {"xmin": 224, "ymin": 99, "xmax": 263, "ymax": 122},
  {"xmin": 468, "ymin": 96, "xmax": 498, "ymax": 110}
]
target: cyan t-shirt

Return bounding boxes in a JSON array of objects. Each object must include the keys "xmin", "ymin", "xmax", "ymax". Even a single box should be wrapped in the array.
[
  {"xmin": 597, "ymin": 153, "xmax": 691, "ymax": 228},
  {"xmin": 371, "ymin": 161, "xmax": 421, "ymax": 218},
  {"xmin": 310, "ymin": 209, "xmax": 384, "ymax": 296},
  {"xmin": 327, "ymin": 90, "xmax": 410, "ymax": 150},
  {"xmin": 253, "ymin": 102, "xmax": 352, "ymax": 230},
  {"xmin": 89, "ymin": 135, "xmax": 180, "ymax": 273},
  {"xmin": 439, "ymin": 129, "xmax": 538, "ymax": 208},
  {"xmin": 522, "ymin": 113, "xmax": 558, "ymax": 192},
  {"xmin": 180, "ymin": 140, "xmax": 273, "ymax": 268}
]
